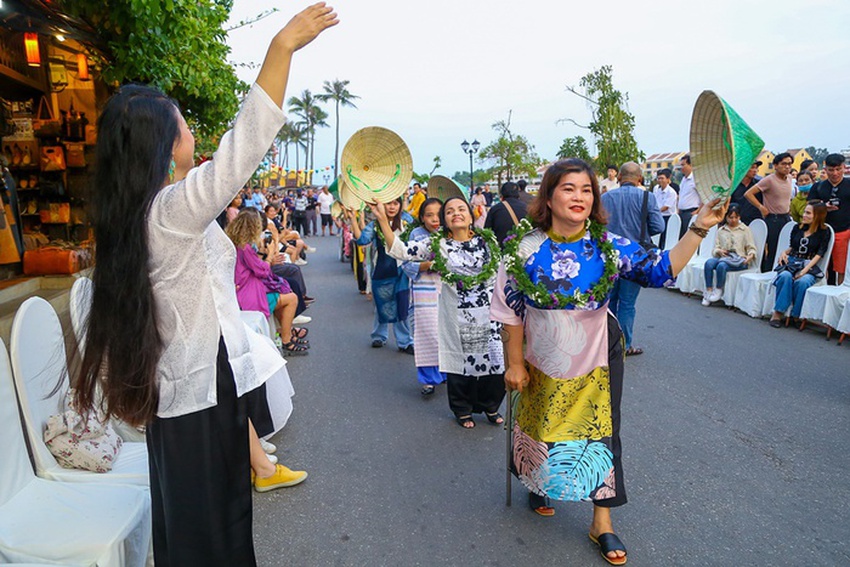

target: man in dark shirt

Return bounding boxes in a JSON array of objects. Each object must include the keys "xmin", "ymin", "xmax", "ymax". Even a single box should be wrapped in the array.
[
  {"xmin": 729, "ymin": 160, "xmax": 764, "ymax": 225},
  {"xmin": 516, "ymin": 178, "xmax": 534, "ymax": 204},
  {"xmin": 809, "ymin": 153, "xmax": 850, "ymax": 283},
  {"xmin": 484, "ymin": 181, "xmax": 528, "ymax": 247}
]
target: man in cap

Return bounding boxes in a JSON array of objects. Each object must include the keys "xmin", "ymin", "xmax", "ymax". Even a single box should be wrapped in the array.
[
  {"xmin": 601, "ymin": 162, "xmax": 665, "ymax": 356},
  {"xmin": 745, "ymin": 152, "xmax": 794, "ymax": 271},
  {"xmin": 809, "ymin": 153, "xmax": 850, "ymax": 284}
]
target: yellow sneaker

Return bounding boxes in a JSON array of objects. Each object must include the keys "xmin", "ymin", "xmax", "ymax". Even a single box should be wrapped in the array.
[{"xmin": 253, "ymin": 464, "xmax": 308, "ymax": 492}]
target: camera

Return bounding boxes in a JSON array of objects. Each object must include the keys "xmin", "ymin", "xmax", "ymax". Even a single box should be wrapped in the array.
[{"xmin": 263, "ymin": 230, "xmax": 273, "ymax": 245}]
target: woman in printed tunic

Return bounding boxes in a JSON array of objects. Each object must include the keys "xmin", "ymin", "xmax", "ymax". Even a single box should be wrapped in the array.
[
  {"xmin": 374, "ymin": 197, "xmax": 505, "ymax": 428},
  {"xmin": 400, "ymin": 197, "xmax": 447, "ymax": 395},
  {"xmin": 346, "ymin": 197, "xmax": 415, "ymax": 350},
  {"xmin": 490, "ymin": 159, "xmax": 726, "ymax": 565}
]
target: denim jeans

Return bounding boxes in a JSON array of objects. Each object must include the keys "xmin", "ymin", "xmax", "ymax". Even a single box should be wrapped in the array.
[
  {"xmin": 371, "ymin": 310, "xmax": 413, "ymax": 348},
  {"xmin": 704, "ymin": 257, "xmax": 748, "ymax": 289},
  {"xmin": 608, "ymin": 278, "xmax": 641, "ymax": 349},
  {"xmin": 773, "ymin": 271, "xmax": 816, "ymax": 318}
]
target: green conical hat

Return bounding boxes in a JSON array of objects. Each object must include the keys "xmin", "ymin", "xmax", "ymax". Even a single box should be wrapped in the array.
[
  {"xmin": 427, "ymin": 175, "xmax": 465, "ymax": 203},
  {"xmin": 689, "ymin": 90, "xmax": 764, "ymax": 203},
  {"xmin": 328, "ymin": 177, "xmax": 339, "ymax": 200}
]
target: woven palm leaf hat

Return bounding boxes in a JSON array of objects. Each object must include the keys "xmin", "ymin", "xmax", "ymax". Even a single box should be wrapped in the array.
[
  {"xmin": 337, "ymin": 175, "xmax": 365, "ymax": 211},
  {"xmin": 690, "ymin": 90, "xmax": 765, "ymax": 204},
  {"xmin": 331, "ymin": 200, "xmax": 344, "ymax": 218},
  {"xmin": 427, "ymin": 175, "xmax": 465, "ymax": 203},
  {"xmin": 341, "ymin": 127, "xmax": 413, "ymax": 204}
]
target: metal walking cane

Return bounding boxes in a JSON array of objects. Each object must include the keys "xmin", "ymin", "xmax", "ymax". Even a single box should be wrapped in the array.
[{"xmin": 505, "ymin": 384, "xmax": 512, "ymax": 507}]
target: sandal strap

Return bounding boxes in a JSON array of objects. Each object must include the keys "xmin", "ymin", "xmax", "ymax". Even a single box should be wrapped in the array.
[{"xmin": 595, "ymin": 533, "xmax": 626, "ymax": 553}]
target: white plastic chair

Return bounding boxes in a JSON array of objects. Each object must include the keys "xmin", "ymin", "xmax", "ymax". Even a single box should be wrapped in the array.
[
  {"xmin": 0, "ymin": 337, "xmax": 152, "ymax": 567},
  {"xmin": 69, "ymin": 277, "xmax": 147, "ymax": 444},
  {"xmin": 835, "ymin": 297, "xmax": 850, "ymax": 345},
  {"xmin": 799, "ymin": 245, "xmax": 850, "ymax": 332},
  {"xmin": 716, "ymin": 219, "xmax": 768, "ymax": 306},
  {"xmin": 663, "ymin": 214, "xmax": 681, "ymax": 251},
  {"xmin": 10, "ymin": 297, "xmax": 149, "ymax": 485},
  {"xmin": 733, "ymin": 221, "xmax": 797, "ymax": 317},
  {"xmin": 760, "ymin": 225, "xmax": 834, "ymax": 317},
  {"xmin": 674, "ymin": 224, "xmax": 718, "ymax": 294}
]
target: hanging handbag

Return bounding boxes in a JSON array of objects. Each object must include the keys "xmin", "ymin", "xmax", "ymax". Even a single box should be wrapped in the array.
[
  {"xmin": 33, "ymin": 96, "xmax": 62, "ymax": 138},
  {"xmin": 40, "ymin": 145, "xmax": 66, "ymax": 171},
  {"xmin": 65, "ymin": 142, "xmax": 86, "ymax": 168}
]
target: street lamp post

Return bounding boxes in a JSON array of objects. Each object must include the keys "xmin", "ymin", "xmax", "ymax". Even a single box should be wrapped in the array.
[{"xmin": 461, "ymin": 139, "xmax": 480, "ymax": 199}]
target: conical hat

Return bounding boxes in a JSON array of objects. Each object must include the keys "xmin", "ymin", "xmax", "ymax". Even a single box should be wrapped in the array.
[
  {"xmin": 337, "ymin": 175, "xmax": 365, "ymax": 211},
  {"xmin": 341, "ymin": 126, "xmax": 413, "ymax": 204},
  {"xmin": 690, "ymin": 90, "xmax": 764, "ymax": 203},
  {"xmin": 331, "ymin": 200, "xmax": 344, "ymax": 219},
  {"xmin": 427, "ymin": 175, "xmax": 465, "ymax": 203},
  {"xmin": 328, "ymin": 177, "xmax": 339, "ymax": 200}
]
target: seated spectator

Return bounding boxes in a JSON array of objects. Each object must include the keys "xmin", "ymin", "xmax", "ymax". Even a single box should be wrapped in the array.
[
  {"xmin": 790, "ymin": 171, "xmax": 814, "ymax": 223},
  {"xmin": 769, "ymin": 201, "xmax": 830, "ymax": 327},
  {"xmin": 226, "ymin": 196, "xmax": 242, "ymax": 225},
  {"xmin": 226, "ymin": 209, "xmax": 309, "ymax": 355},
  {"xmin": 265, "ymin": 204, "xmax": 309, "ymax": 265},
  {"xmin": 702, "ymin": 205, "xmax": 757, "ymax": 305}
]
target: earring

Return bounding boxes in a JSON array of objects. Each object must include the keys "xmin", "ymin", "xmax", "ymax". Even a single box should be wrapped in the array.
[
  {"xmin": 584, "ymin": 218, "xmax": 591, "ymax": 230},
  {"xmin": 168, "ymin": 159, "xmax": 176, "ymax": 183}
]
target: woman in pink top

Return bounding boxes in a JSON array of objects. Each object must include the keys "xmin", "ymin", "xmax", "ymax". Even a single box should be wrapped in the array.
[{"xmin": 227, "ymin": 208, "xmax": 309, "ymax": 355}]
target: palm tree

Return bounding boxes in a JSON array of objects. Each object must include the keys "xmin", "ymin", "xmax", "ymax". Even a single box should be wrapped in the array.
[
  {"xmin": 317, "ymin": 79, "xmax": 360, "ymax": 176},
  {"xmin": 288, "ymin": 90, "xmax": 329, "ymax": 181},
  {"xmin": 289, "ymin": 124, "xmax": 308, "ymax": 173}
]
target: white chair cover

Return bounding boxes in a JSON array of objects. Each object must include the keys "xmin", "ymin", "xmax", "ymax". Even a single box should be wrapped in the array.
[
  {"xmin": 799, "ymin": 242, "xmax": 850, "ymax": 328},
  {"xmin": 719, "ymin": 219, "xmax": 768, "ymax": 306},
  {"xmin": 760, "ymin": 225, "xmax": 834, "ymax": 316},
  {"xmin": 0, "ymin": 338, "xmax": 151, "ymax": 567},
  {"xmin": 240, "ymin": 314, "xmax": 294, "ymax": 437},
  {"xmin": 733, "ymin": 221, "xmax": 796, "ymax": 317},
  {"xmin": 663, "ymin": 214, "xmax": 681, "ymax": 251},
  {"xmin": 10, "ymin": 297, "xmax": 149, "ymax": 485},
  {"xmin": 836, "ymin": 298, "xmax": 850, "ymax": 335},
  {"xmin": 675, "ymin": 225, "xmax": 718, "ymax": 294}
]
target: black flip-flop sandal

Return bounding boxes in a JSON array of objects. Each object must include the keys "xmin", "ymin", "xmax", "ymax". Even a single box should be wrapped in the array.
[
  {"xmin": 625, "ymin": 346, "xmax": 643, "ymax": 356},
  {"xmin": 485, "ymin": 412, "xmax": 504, "ymax": 425},
  {"xmin": 420, "ymin": 385, "xmax": 435, "ymax": 396},
  {"xmin": 455, "ymin": 415, "xmax": 475, "ymax": 429},
  {"xmin": 588, "ymin": 532, "xmax": 627, "ymax": 566}
]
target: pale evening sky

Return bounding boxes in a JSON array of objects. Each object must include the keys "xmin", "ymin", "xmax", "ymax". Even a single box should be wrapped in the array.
[{"xmin": 225, "ymin": 0, "xmax": 850, "ymax": 179}]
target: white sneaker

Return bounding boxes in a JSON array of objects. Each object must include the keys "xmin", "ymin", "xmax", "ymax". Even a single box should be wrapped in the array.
[
  {"xmin": 709, "ymin": 288, "xmax": 723, "ymax": 303},
  {"xmin": 267, "ymin": 454, "xmax": 278, "ymax": 465},
  {"xmin": 292, "ymin": 315, "xmax": 312, "ymax": 325},
  {"xmin": 306, "ymin": 246, "xmax": 317, "ymax": 253},
  {"xmin": 260, "ymin": 439, "xmax": 277, "ymax": 454},
  {"xmin": 294, "ymin": 258, "xmax": 308, "ymax": 266},
  {"xmin": 701, "ymin": 290, "xmax": 711, "ymax": 306}
]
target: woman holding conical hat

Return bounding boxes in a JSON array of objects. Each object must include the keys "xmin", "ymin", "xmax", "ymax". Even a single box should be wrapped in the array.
[
  {"xmin": 489, "ymin": 159, "xmax": 727, "ymax": 565},
  {"xmin": 345, "ymin": 197, "xmax": 415, "ymax": 350},
  {"xmin": 373, "ymin": 196, "xmax": 506, "ymax": 428},
  {"xmin": 400, "ymin": 197, "xmax": 447, "ymax": 395}
]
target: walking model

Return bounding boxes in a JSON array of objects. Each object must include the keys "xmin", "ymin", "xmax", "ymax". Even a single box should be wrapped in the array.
[
  {"xmin": 490, "ymin": 159, "xmax": 727, "ymax": 565},
  {"xmin": 374, "ymin": 197, "xmax": 506, "ymax": 428},
  {"xmin": 346, "ymin": 197, "xmax": 415, "ymax": 351},
  {"xmin": 72, "ymin": 5, "xmax": 337, "ymax": 566},
  {"xmin": 400, "ymin": 197, "xmax": 447, "ymax": 395}
]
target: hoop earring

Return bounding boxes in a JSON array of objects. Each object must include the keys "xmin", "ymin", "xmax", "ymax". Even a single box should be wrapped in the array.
[{"xmin": 168, "ymin": 159, "xmax": 176, "ymax": 183}]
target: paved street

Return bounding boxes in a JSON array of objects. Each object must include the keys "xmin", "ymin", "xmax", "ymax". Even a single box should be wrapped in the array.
[{"xmin": 254, "ymin": 235, "xmax": 850, "ymax": 567}]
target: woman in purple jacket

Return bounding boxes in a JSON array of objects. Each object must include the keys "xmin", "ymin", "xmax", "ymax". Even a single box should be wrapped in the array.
[{"xmin": 227, "ymin": 208, "xmax": 309, "ymax": 355}]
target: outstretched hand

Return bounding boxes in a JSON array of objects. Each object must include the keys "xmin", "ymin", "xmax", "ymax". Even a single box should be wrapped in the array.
[
  {"xmin": 694, "ymin": 197, "xmax": 729, "ymax": 229},
  {"xmin": 369, "ymin": 201, "xmax": 387, "ymax": 222},
  {"xmin": 275, "ymin": 3, "xmax": 339, "ymax": 53}
]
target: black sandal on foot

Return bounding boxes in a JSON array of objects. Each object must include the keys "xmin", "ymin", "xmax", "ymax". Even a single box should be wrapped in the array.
[
  {"xmin": 624, "ymin": 346, "xmax": 643, "ymax": 356},
  {"xmin": 485, "ymin": 412, "xmax": 504, "ymax": 425},
  {"xmin": 420, "ymin": 385, "xmax": 435, "ymax": 396},
  {"xmin": 528, "ymin": 492, "xmax": 555, "ymax": 517},
  {"xmin": 455, "ymin": 415, "xmax": 475, "ymax": 429},
  {"xmin": 282, "ymin": 341, "xmax": 309, "ymax": 356},
  {"xmin": 291, "ymin": 327, "xmax": 309, "ymax": 339},
  {"xmin": 588, "ymin": 533, "xmax": 627, "ymax": 566}
]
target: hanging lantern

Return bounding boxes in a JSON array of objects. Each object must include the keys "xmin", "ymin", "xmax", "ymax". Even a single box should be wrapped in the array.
[
  {"xmin": 24, "ymin": 33, "xmax": 41, "ymax": 67},
  {"xmin": 76, "ymin": 53, "xmax": 90, "ymax": 80}
]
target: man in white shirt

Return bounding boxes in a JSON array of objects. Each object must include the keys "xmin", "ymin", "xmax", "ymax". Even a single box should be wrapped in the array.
[
  {"xmin": 317, "ymin": 185, "xmax": 336, "ymax": 236},
  {"xmin": 599, "ymin": 165, "xmax": 619, "ymax": 193},
  {"xmin": 677, "ymin": 154, "xmax": 701, "ymax": 238},
  {"xmin": 652, "ymin": 168, "xmax": 678, "ymax": 247}
]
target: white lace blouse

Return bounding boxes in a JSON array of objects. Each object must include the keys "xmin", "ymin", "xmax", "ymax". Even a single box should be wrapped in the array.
[{"xmin": 147, "ymin": 84, "xmax": 286, "ymax": 418}]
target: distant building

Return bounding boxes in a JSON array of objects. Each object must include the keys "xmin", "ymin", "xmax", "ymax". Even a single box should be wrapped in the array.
[
  {"xmin": 756, "ymin": 150, "xmax": 776, "ymax": 177},
  {"xmin": 643, "ymin": 152, "xmax": 687, "ymax": 178},
  {"xmin": 785, "ymin": 148, "xmax": 813, "ymax": 172}
]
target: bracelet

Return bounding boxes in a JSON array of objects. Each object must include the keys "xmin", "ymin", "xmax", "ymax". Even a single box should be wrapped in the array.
[{"xmin": 689, "ymin": 224, "xmax": 709, "ymax": 238}]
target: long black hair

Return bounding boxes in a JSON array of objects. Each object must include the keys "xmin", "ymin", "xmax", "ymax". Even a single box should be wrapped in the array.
[{"xmin": 75, "ymin": 84, "xmax": 180, "ymax": 426}]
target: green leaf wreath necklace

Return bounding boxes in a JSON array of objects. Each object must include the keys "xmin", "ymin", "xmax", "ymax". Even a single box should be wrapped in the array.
[
  {"xmin": 429, "ymin": 227, "xmax": 501, "ymax": 289},
  {"xmin": 502, "ymin": 218, "xmax": 619, "ymax": 309}
]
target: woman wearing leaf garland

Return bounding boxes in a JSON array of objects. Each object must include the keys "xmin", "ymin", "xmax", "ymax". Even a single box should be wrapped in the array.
[
  {"xmin": 400, "ymin": 197, "xmax": 446, "ymax": 395},
  {"xmin": 490, "ymin": 159, "xmax": 726, "ymax": 565},
  {"xmin": 346, "ymin": 197, "xmax": 415, "ymax": 351},
  {"xmin": 374, "ymin": 196, "xmax": 505, "ymax": 428}
]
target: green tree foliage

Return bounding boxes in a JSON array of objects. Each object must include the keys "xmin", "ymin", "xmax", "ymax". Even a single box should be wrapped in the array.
[
  {"xmin": 451, "ymin": 169, "xmax": 491, "ymax": 189},
  {"xmin": 805, "ymin": 146, "xmax": 830, "ymax": 165},
  {"xmin": 288, "ymin": 89, "xmax": 328, "ymax": 175},
  {"xmin": 413, "ymin": 156, "xmax": 442, "ymax": 184},
  {"xmin": 316, "ymin": 79, "xmax": 359, "ymax": 176},
  {"xmin": 564, "ymin": 65, "xmax": 643, "ymax": 171},
  {"xmin": 557, "ymin": 136, "xmax": 592, "ymax": 162},
  {"xmin": 63, "ymin": 0, "xmax": 248, "ymax": 145},
  {"xmin": 478, "ymin": 112, "xmax": 542, "ymax": 188}
]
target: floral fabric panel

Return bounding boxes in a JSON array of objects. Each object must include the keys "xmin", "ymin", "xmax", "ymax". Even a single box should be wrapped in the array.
[{"xmin": 523, "ymin": 304, "xmax": 607, "ymax": 379}]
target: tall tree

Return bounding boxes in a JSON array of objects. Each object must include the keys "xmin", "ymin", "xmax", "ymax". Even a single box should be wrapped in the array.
[
  {"xmin": 562, "ymin": 65, "xmax": 643, "ymax": 171},
  {"xmin": 316, "ymin": 79, "xmax": 360, "ymax": 176},
  {"xmin": 557, "ymin": 136, "xmax": 592, "ymax": 162},
  {"xmin": 805, "ymin": 146, "xmax": 830, "ymax": 165},
  {"xmin": 288, "ymin": 90, "xmax": 327, "ymax": 176},
  {"xmin": 412, "ymin": 156, "xmax": 442, "ymax": 184},
  {"xmin": 451, "ymin": 169, "xmax": 490, "ymax": 188},
  {"xmin": 478, "ymin": 111, "xmax": 542, "ymax": 188}
]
